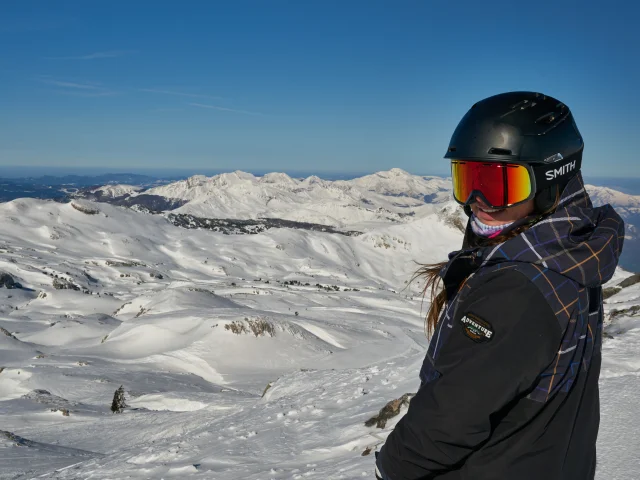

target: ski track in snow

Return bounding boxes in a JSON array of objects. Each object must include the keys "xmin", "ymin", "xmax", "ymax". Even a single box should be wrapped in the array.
[{"xmin": 0, "ymin": 172, "xmax": 638, "ymax": 479}]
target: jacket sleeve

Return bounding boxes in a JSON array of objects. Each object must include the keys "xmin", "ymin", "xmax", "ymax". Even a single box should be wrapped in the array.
[{"xmin": 377, "ymin": 269, "xmax": 562, "ymax": 479}]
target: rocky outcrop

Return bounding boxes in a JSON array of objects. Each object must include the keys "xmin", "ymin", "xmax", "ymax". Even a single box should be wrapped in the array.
[
  {"xmin": 618, "ymin": 273, "xmax": 640, "ymax": 289},
  {"xmin": 52, "ymin": 278, "xmax": 81, "ymax": 291},
  {"xmin": 0, "ymin": 327, "xmax": 16, "ymax": 339},
  {"xmin": 224, "ymin": 317, "xmax": 276, "ymax": 337},
  {"xmin": 604, "ymin": 273, "xmax": 640, "ymax": 299},
  {"xmin": 70, "ymin": 201, "xmax": 100, "ymax": 215},
  {"xmin": 365, "ymin": 393, "xmax": 414, "ymax": 429},
  {"xmin": 167, "ymin": 213, "xmax": 362, "ymax": 236},
  {"xmin": 0, "ymin": 272, "xmax": 21, "ymax": 289},
  {"xmin": 22, "ymin": 389, "xmax": 77, "ymax": 416}
]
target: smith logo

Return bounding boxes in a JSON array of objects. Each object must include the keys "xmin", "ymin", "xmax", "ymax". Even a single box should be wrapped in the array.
[
  {"xmin": 460, "ymin": 313, "xmax": 493, "ymax": 343},
  {"xmin": 543, "ymin": 152, "xmax": 563, "ymax": 163},
  {"xmin": 545, "ymin": 160, "xmax": 576, "ymax": 180}
]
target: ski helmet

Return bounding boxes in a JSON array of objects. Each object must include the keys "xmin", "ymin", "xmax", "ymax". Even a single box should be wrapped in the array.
[{"xmin": 445, "ymin": 91, "xmax": 583, "ymax": 213}]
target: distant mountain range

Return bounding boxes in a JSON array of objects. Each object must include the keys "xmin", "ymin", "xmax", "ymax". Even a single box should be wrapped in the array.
[
  {"xmin": 1, "ymin": 168, "xmax": 639, "ymax": 270},
  {"xmin": 0, "ymin": 173, "xmax": 173, "ymax": 202}
]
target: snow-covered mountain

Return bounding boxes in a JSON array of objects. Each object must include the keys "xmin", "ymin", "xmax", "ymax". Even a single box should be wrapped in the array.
[
  {"xmin": 1, "ymin": 171, "xmax": 639, "ymax": 478},
  {"xmin": 587, "ymin": 184, "xmax": 640, "ymax": 270},
  {"xmin": 587, "ymin": 184, "xmax": 640, "ymax": 209},
  {"xmin": 86, "ymin": 184, "xmax": 144, "ymax": 199},
  {"xmin": 75, "ymin": 168, "xmax": 454, "ymax": 229},
  {"xmin": 73, "ymin": 169, "xmax": 640, "ymax": 270}
]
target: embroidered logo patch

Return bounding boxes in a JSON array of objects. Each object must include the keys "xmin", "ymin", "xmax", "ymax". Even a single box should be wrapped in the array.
[{"xmin": 460, "ymin": 313, "xmax": 493, "ymax": 343}]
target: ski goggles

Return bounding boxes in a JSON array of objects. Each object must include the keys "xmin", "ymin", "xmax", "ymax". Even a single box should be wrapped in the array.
[{"xmin": 451, "ymin": 160, "xmax": 535, "ymax": 208}]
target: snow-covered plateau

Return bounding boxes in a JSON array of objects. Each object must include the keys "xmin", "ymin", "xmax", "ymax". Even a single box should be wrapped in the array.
[{"xmin": 1, "ymin": 169, "xmax": 639, "ymax": 479}]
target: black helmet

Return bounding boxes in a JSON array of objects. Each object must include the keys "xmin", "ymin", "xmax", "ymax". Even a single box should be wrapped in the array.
[{"xmin": 445, "ymin": 91, "xmax": 583, "ymax": 212}]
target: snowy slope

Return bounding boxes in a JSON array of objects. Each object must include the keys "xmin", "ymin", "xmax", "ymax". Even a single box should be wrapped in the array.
[
  {"xmin": 0, "ymin": 196, "xmax": 460, "ymax": 478},
  {"xmin": 0, "ymin": 178, "xmax": 638, "ymax": 479}
]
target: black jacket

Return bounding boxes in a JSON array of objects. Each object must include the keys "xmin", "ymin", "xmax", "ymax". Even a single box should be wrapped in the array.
[{"xmin": 377, "ymin": 173, "xmax": 624, "ymax": 480}]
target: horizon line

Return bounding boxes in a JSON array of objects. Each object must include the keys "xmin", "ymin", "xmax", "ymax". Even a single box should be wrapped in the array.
[
  {"xmin": 0, "ymin": 165, "xmax": 451, "ymax": 180},
  {"xmin": 1, "ymin": 165, "xmax": 639, "ymax": 183}
]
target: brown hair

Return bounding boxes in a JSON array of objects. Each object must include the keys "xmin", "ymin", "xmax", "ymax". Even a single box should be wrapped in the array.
[{"xmin": 413, "ymin": 192, "xmax": 561, "ymax": 336}]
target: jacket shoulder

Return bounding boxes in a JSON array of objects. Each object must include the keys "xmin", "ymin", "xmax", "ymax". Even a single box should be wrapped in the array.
[
  {"xmin": 457, "ymin": 267, "xmax": 561, "ymax": 333},
  {"xmin": 463, "ymin": 263, "xmax": 585, "ymax": 330}
]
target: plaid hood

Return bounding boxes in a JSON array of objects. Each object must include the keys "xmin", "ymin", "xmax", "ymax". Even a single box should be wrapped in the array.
[{"xmin": 455, "ymin": 172, "xmax": 625, "ymax": 289}]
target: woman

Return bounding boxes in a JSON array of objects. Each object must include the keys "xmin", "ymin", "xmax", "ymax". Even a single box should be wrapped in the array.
[{"xmin": 375, "ymin": 92, "xmax": 625, "ymax": 480}]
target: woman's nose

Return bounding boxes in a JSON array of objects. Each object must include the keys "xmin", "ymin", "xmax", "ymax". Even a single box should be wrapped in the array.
[{"xmin": 475, "ymin": 196, "xmax": 488, "ymax": 207}]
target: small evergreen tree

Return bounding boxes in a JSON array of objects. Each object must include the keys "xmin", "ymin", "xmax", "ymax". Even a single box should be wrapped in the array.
[{"xmin": 111, "ymin": 385, "xmax": 127, "ymax": 413}]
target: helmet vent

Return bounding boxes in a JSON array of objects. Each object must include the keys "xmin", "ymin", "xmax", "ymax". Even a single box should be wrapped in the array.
[
  {"xmin": 536, "ymin": 112, "xmax": 560, "ymax": 124},
  {"xmin": 448, "ymin": 146, "xmax": 457, "ymax": 152},
  {"xmin": 488, "ymin": 148, "xmax": 512, "ymax": 155},
  {"xmin": 501, "ymin": 99, "xmax": 538, "ymax": 118},
  {"xmin": 510, "ymin": 99, "xmax": 537, "ymax": 110}
]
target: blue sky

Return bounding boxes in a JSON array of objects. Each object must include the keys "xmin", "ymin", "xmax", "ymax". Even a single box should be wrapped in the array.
[{"xmin": 1, "ymin": 0, "xmax": 638, "ymax": 177}]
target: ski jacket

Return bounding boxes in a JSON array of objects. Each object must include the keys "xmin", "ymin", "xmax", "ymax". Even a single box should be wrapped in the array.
[{"xmin": 376, "ymin": 173, "xmax": 625, "ymax": 480}]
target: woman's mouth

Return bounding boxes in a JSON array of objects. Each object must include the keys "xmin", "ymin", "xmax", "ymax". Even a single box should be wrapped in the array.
[
  {"xmin": 478, "ymin": 206, "xmax": 504, "ymax": 214},
  {"xmin": 474, "ymin": 204, "xmax": 507, "ymax": 222}
]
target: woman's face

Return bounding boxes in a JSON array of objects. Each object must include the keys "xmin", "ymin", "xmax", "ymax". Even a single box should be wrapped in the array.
[{"xmin": 471, "ymin": 196, "xmax": 535, "ymax": 226}]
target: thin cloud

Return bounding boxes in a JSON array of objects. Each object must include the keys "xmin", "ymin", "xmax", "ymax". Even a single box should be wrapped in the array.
[
  {"xmin": 188, "ymin": 102, "xmax": 263, "ymax": 116},
  {"xmin": 139, "ymin": 88, "xmax": 224, "ymax": 100},
  {"xmin": 54, "ymin": 90, "xmax": 118, "ymax": 98},
  {"xmin": 36, "ymin": 77, "xmax": 117, "ymax": 96},
  {"xmin": 48, "ymin": 50, "xmax": 134, "ymax": 60},
  {"xmin": 41, "ymin": 79, "xmax": 102, "ymax": 90}
]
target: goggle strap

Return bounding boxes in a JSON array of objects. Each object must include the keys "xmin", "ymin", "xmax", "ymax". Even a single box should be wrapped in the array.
[{"xmin": 533, "ymin": 154, "xmax": 582, "ymax": 192}]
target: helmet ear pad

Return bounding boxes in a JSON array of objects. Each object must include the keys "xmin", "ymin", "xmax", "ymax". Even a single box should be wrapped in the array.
[{"xmin": 534, "ymin": 185, "xmax": 559, "ymax": 214}]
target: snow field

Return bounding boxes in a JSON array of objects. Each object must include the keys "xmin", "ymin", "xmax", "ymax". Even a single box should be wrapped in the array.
[{"xmin": 1, "ymin": 172, "xmax": 639, "ymax": 478}]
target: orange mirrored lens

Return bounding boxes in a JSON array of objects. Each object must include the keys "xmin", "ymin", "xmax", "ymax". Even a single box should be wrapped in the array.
[
  {"xmin": 505, "ymin": 163, "xmax": 532, "ymax": 205},
  {"xmin": 451, "ymin": 161, "xmax": 532, "ymax": 207}
]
